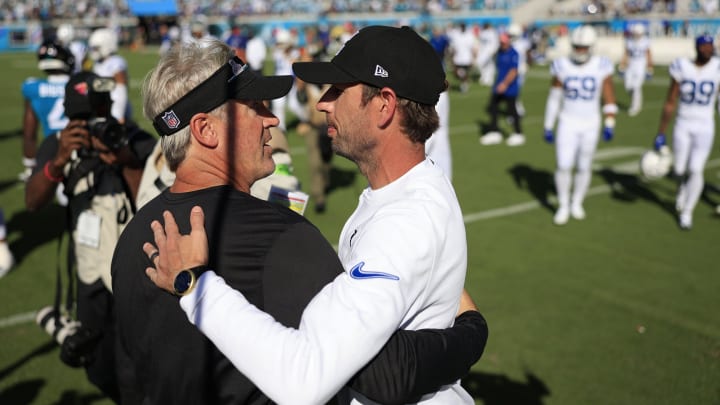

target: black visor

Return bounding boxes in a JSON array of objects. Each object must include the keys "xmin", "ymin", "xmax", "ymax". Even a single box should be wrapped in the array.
[{"xmin": 153, "ymin": 57, "xmax": 293, "ymax": 136}]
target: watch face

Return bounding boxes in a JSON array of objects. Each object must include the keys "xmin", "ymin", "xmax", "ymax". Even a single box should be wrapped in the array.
[{"xmin": 173, "ymin": 270, "xmax": 193, "ymax": 295}]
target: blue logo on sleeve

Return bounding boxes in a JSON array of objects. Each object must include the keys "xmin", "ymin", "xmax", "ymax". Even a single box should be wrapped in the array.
[{"xmin": 349, "ymin": 262, "xmax": 400, "ymax": 281}]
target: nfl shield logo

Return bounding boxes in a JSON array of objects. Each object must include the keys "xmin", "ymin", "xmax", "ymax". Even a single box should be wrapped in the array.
[{"xmin": 162, "ymin": 111, "xmax": 180, "ymax": 129}]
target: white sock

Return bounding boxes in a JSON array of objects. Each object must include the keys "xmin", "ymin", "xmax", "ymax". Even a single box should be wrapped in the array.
[
  {"xmin": 681, "ymin": 171, "xmax": 704, "ymax": 218},
  {"xmin": 571, "ymin": 169, "xmax": 592, "ymax": 208},
  {"xmin": 555, "ymin": 169, "xmax": 572, "ymax": 208}
]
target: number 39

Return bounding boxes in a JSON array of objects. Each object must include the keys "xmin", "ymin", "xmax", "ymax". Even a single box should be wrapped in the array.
[{"xmin": 679, "ymin": 80, "xmax": 716, "ymax": 105}]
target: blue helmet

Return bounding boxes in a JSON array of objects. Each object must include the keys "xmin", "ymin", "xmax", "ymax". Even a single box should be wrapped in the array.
[{"xmin": 696, "ymin": 34, "xmax": 714, "ymax": 47}]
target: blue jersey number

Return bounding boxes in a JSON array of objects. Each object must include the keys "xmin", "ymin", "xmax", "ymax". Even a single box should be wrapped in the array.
[
  {"xmin": 679, "ymin": 80, "xmax": 716, "ymax": 105},
  {"xmin": 564, "ymin": 77, "xmax": 597, "ymax": 100}
]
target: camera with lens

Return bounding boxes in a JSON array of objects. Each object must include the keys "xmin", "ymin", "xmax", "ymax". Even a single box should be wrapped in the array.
[
  {"xmin": 36, "ymin": 305, "xmax": 103, "ymax": 368},
  {"xmin": 86, "ymin": 115, "xmax": 127, "ymax": 153},
  {"xmin": 64, "ymin": 73, "xmax": 129, "ymax": 158}
]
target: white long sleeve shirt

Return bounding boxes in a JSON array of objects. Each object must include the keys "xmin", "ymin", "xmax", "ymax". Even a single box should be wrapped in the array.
[{"xmin": 180, "ymin": 159, "xmax": 471, "ymax": 404}]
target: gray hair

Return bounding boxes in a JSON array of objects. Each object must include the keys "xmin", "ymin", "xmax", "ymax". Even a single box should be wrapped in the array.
[{"xmin": 142, "ymin": 38, "xmax": 234, "ymax": 171}]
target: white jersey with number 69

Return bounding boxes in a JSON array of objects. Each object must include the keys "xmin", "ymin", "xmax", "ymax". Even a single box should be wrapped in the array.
[
  {"xmin": 551, "ymin": 55, "xmax": 614, "ymax": 126},
  {"xmin": 669, "ymin": 56, "xmax": 720, "ymax": 122}
]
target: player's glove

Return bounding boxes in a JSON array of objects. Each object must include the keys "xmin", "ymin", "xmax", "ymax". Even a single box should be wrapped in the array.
[
  {"xmin": 602, "ymin": 126, "xmax": 614, "ymax": 142},
  {"xmin": 543, "ymin": 129, "xmax": 554, "ymax": 144},
  {"xmin": 654, "ymin": 133, "xmax": 666, "ymax": 151},
  {"xmin": 602, "ymin": 116, "xmax": 615, "ymax": 142}
]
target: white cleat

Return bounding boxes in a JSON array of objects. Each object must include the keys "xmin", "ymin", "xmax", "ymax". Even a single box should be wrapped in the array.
[
  {"xmin": 506, "ymin": 133, "xmax": 526, "ymax": 147},
  {"xmin": 553, "ymin": 207, "xmax": 570, "ymax": 226},
  {"xmin": 18, "ymin": 168, "xmax": 32, "ymax": 182},
  {"xmin": 628, "ymin": 107, "xmax": 640, "ymax": 117},
  {"xmin": 0, "ymin": 241, "xmax": 14, "ymax": 278},
  {"xmin": 679, "ymin": 213, "xmax": 692, "ymax": 231},
  {"xmin": 480, "ymin": 131, "xmax": 503, "ymax": 145},
  {"xmin": 570, "ymin": 204, "xmax": 586, "ymax": 220}
]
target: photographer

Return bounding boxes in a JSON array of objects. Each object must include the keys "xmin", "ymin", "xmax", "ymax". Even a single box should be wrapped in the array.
[{"xmin": 26, "ymin": 71, "xmax": 155, "ymax": 403}]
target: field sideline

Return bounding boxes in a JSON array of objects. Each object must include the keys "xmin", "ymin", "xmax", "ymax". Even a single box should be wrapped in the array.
[{"xmin": 0, "ymin": 46, "xmax": 718, "ymax": 405}]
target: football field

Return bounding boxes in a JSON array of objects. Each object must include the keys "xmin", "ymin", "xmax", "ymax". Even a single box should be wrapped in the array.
[{"xmin": 0, "ymin": 47, "xmax": 718, "ymax": 404}]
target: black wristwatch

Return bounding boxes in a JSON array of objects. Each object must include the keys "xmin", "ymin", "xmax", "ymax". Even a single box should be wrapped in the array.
[{"xmin": 173, "ymin": 265, "xmax": 208, "ymax": 296}]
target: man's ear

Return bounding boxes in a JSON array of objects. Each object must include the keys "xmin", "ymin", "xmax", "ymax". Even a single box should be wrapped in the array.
[
  {"xmin": 189, "ymin": 113, "xmax": 219, "ymax": 148},
  {"xmin": 377, "ymin": 87, "xmax": 397, "ymax": 128}
]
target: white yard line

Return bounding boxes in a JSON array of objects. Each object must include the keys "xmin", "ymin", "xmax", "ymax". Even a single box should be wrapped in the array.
[{"xmin": 0, "ymin": 310, "xmax": 38, "ymax": 328}]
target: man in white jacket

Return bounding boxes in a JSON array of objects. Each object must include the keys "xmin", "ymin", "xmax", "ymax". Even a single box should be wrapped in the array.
[{"xmin": 145, "ymin": 26, "xmax": 475, "ymax": 404}]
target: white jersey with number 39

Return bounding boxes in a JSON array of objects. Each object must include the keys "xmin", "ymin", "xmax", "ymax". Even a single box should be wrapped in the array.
[
  {"xmin": 669, "ymin": 56, "xmax": 720, "ymax": 122},
  {"xmin": 551, "ymin": 55, "xmax": 614, "ymax": 125}
]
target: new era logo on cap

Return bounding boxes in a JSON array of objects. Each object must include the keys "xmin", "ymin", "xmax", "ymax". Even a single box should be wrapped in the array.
[
  {"xmin": 374, "ymin": 65, "xmax": 389, "ymax": 78},
  {"xmin": 292, "ymin": 26, "xmax": 446, "ymax": 105}
]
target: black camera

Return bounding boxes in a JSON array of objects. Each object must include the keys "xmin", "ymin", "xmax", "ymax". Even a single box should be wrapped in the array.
[
  {"xmin": 88, "ymin": 115, "xmax": 128, "ymax": 151},
  {"xmin": 36, "ymin": 306, "xmax": 103, "ymax": 368},
  {"xmin": 64, "ymin": 73, "xmax": 129, "ymax": 157}
]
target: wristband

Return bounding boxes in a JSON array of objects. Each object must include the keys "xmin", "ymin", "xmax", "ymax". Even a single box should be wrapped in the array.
[
  {"xmin": 43, "ymin": 161, "xmax": 64, "ymax": 183},
  {"xmin": 602, "ymin": 103, "xmax": 618, "ymax": 115},
  {"xmin": 22, "ymin": 157, "xmax": 37, "ymax": 169}
]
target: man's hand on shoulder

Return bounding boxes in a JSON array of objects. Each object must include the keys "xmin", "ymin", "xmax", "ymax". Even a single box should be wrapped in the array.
[{"xmin": 144, "ymin": 206, "xmax": 209, "ymax": 294}]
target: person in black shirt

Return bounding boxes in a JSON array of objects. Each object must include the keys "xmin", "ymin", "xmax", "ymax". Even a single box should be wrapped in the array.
[
  {"xmin": 112, "ymin": 38, "xmax": 487, "ymax": 404},
  {"xmin": 26, "ymin": 71, "xmax": 155, "ymax": 403}
]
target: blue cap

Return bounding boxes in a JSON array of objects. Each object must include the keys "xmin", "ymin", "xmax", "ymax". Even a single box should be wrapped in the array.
[{"xmin": 696, "ymin": 34, "xmax": 714, "ymax": 47}]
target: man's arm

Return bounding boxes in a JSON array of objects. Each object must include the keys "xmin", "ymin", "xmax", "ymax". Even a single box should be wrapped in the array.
[
  {"xmin": 145, "ymin": 208, "xmax": 471, "ymax": 405},
  {"xmin": 349, "ymin": 300, "xmax": 488, "ymax": 404},
  {"xmin": 619, "ymin": 48, "xmax": 629, "ymax": 71},
  {"xmin": 495, "ymin": 68, "xmax": 517, "ymax": 94},
  {"xmin": 22, "ymin": 100, "xmax": 39, "ymax": 161},
  {"xmin": 26, "ymin": 121, "xmax": 90, "ymax": 211},
  {"xmin": 657, "ymin": 79, "xmax": 679, "ymax": 136},
  {"xmin": 111, "ymin": 69, "xmax": 129, "ymax": 123}
]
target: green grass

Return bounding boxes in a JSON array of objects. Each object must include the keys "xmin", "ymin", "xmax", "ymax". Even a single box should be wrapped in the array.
[{"xmin": 1, "ymin": 47, "xmax": 719, "ymax": 405}]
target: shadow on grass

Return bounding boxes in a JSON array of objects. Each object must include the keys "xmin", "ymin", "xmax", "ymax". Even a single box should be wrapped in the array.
[
  {"xmin": 0, "ymin": 340, "xmax": 57, "ymax": 382},
  {"xmin": 462, "ymin": 370, "xmax": 550, "ymax": 405},
  {"xmin": 0, "ymin": 179, "xmax": 21, "ymax": 194},
  {"xmin": 701, "ymin": 182, "xmax": 720, "ymax": 210},
  {"xmin": 8, "ymin": 204, "xmax": 67, "ymax": 266},
  {"xmin": 0, "ymin": 128, "xmax": 22, "ymax": 141},
  {"xmin": 52, "ymin": 390, "xmax": 108, "ymax": 405},
  {"xmin": 596, "ymin": 169, "xmax": 676, "ymax": 217},
  {"xmin": 0, "ymin": 341, "xmax": 108, "ymax": 405},
  {"xmin": 508, "ymin": 164, "xmax": 556, "ymax": 213},
  {"xmin": 0, "ymin": 379, "xmax": 44, "ymax": 405}
]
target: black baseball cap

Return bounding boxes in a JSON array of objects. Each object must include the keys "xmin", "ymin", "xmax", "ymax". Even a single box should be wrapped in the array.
[
  {"xmin": 153, "ymin": 56, "xmax": 293, "ymax": 136},
  {"xmin": 292, "ymin": 25, "xmax": 446, "ymax": 106},
  {"xmin": 64, "ymin": 71, "xmax": 114, "ymax": 119}
]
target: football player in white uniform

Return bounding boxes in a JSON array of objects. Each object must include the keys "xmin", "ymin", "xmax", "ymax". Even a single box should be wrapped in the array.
[
  {"xmin": 448, "ymin": 22, "xmax": 477, "ymax": 93},
  {"xmin": 88, "ymin": 28, "xmax": 132, "ymax": 123},
  {"xmin": 654, "ymin": 34, "xmax": 720, "ymax": 230},
  {"xmin": 543, "ymin": 25, "xmax": 617, "ymax": 225},
  {"xmin": 619, "ymin": 23, "xmax": 653, "ymax": 116},
  {"xmin": 476, "ymin": 23, "xmax": 499, "ymax": 87},
  {"xmin": 56, "ymin": 24, "xmax": 87, "ymax": 74}
]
